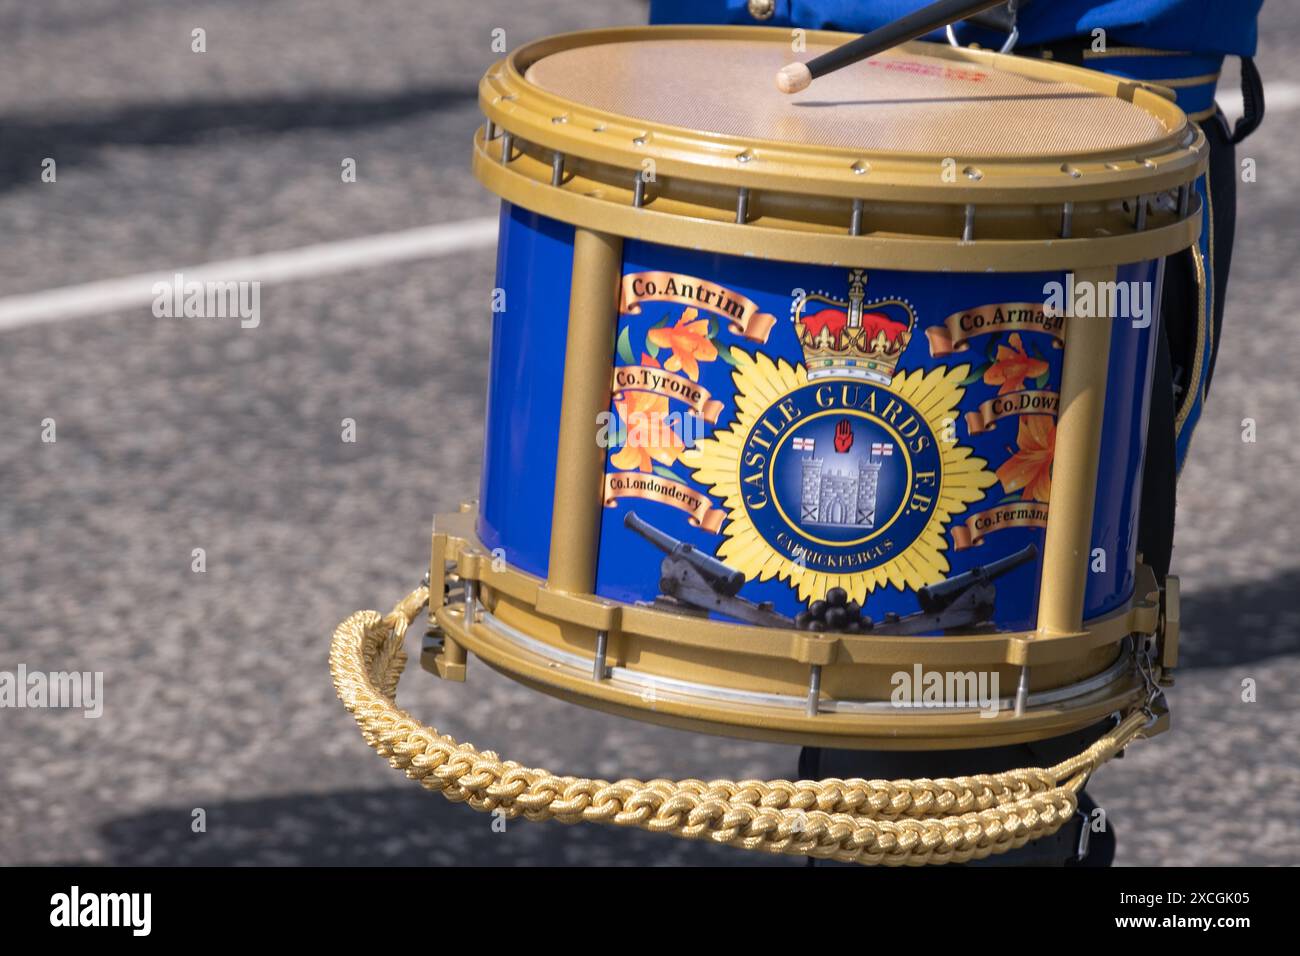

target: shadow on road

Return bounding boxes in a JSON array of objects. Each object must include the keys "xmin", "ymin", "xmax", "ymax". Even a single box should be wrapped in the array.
[
  {"xmin": 1177, "ymin": 566, "xmax": 1300, "ymax": 668},
  {"xmin": 69, "ymin": 788, "xmax": 792, "ymax": 867},
  {"xmin": 0, "ymin": 85, "xmax": 478, "ymax": 191},
  {"xmin": 35, "ymin": 568, "xmax": 1297, "ymax": 866}
]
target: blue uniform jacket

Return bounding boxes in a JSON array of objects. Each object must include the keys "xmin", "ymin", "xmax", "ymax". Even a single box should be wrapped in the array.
[{"xmin": 649, "ymin": 0, "xmax": 1265, "ymax": 471}]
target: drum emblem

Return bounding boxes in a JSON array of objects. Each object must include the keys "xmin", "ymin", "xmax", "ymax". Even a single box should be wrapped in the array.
[
  {"xmin": 793, "ymin": 269, "xmax": 915, "ymax": 384},
  {"xmin": 684, "ymin": 271, "xmax": 997, "ymax": 605}
]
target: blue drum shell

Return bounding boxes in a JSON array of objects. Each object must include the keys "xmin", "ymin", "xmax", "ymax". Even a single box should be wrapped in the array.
[{"xmin": 478, "ymin": 201, "xmax": 1162, "ymax": 634}]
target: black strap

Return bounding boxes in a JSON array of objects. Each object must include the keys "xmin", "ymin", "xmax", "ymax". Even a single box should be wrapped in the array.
[
  {"xmin": 1201, "ymin": 107, "xmax": 1238, "ymax": 397},
  {"xmin": 1137, "ymin": 316, "xmax": 1178, "ymax": 582},
  {"xmin": 1232, "ymin": 56, "xmax": 1265, "ymax": 143},
  {"xmin": 1016, "ymin": 46, "xmax": 1265, "ymax": 149}
]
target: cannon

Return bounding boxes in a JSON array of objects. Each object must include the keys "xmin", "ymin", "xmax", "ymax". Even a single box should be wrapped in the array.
[
  {"xmin": 624, "ymin": 511, "xmax": 744, "ymax": 596},
  {"xmin": 623, "ymin": 512, "xmax": 792, "ymax": 627},
  {"xmin": 881, "ymin": 543, "xmax": 1039, "ymax": 635},
  {"xmin": 624, "ymin": 511, "xmax": 1037, "ymax": 635},
  {"xmin": 916, "ymin": 544, "xmax": 1039, "ymax": 615}
]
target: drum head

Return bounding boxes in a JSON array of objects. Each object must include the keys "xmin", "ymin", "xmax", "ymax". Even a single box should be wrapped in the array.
[
  {"xmin": 525, "ymin": 37, "xmax": 1171, "ymax": 159},
  {"xmin": 481, "ymin": 29, "xmax": 1204, "ymax": 268}
]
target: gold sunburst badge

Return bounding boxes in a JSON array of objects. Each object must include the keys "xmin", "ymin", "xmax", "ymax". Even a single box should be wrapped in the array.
[{"xmin": 681, "ymin": 348, "xmax": 997, "ymax": 605}]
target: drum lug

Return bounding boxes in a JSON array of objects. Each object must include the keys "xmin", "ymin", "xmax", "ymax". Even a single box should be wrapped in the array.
[
  {"xmin": 806, "ymin": 664, "xmax": 822, "ymax": 717},
  {"xmin": 849, "ymin": 198, "xmax": 864, "ymax": 236},
  {"xmin": 423, "ymin": 575, "xmax": 469, "ymax": 682},
  {"xmin": 1156, "ymin": 575, "xmax": 1180, "ymax": 685},
  {"xmin": 428, "ymin": 530, "xmax": 449, "ymax": 614},
  {"xmin": 421, "ymin": 630, "xmax": 468, "ymax": 683},
  {"xmin": 961, "ymin": 203, "xmax": 976, "ymax": 242},
  {"xmin": 423, "ymin": 527, "xmax": 468, "ymax": 682},
  {"xmin": 1013, "ymin": 665, "xmax": 1031, "ymax": 717},
  {"xmin": 592, "ymin": 630, "xmax": 610, "ymax": 681}
]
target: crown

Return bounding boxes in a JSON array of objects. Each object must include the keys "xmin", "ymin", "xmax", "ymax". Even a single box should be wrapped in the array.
[{"xmin": 792, "ymin": 270, "xmax": 916, "ymax": 384}]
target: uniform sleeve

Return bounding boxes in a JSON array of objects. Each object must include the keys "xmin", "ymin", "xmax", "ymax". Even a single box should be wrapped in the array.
[{"xmin": 649, "ymin": 0, "xmax": 1263, "ymax": 57}]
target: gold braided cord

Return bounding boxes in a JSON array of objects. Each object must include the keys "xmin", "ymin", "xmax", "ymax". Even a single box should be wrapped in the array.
[{"xmin": 331, "ymin": 586, "xmax": 1149, "ymax": 866}]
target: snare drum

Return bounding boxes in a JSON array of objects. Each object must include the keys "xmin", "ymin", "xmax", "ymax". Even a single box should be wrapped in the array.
[{"xmin": 425, "ymin": 26, "xmax": 1201, "ymax": 749}]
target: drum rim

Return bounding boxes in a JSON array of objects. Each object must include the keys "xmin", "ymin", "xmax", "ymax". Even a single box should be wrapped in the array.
[
  {"xmin": 427, "ymin": 510, "xmax": 1158, "ymax": 750},
  {"xmin": 479, "ymin": 607, "xmax": 1136, "ymax": 714},
  {"xmin": 482, "ymin": 25, "xmax": 1206, "ymax": 204},
  {"xmin": 457, "ymin": 606, "xmax": 1142, "ymax": 751},
  {"xmin": 478, "ymin": 27, "xmax": 1207, "ymax": 267},
  {"xmin": 473, "ymin": 140, "xmax": 1203, "ymax": 270}
]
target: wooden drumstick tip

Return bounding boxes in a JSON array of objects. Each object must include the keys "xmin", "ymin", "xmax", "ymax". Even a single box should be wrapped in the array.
[{"xmin": 775, "ymin": 62, "xmax": 812, "ymax": 94}]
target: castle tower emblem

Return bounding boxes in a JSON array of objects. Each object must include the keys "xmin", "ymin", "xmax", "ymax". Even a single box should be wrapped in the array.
[
  {"xmin": 792, "ymin": 270, "xmax": 917, "ymax": 384},
  {"xmin": 798, "ymin": 441, "xmax": 893, "ymax": 529}
]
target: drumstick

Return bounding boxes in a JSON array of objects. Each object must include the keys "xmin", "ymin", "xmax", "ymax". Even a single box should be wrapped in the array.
[{"xmin": 775, "ymin": 0, "xmax": 1009, "ymax": 94}]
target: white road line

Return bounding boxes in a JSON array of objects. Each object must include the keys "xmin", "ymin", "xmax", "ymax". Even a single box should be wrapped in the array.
[
  {"xmin": 0, "ymin": 215, "xmax": 499, "ymax": 331},
  {"xmin": 4, "ymin": 80, "xmax": 1298, "ymax": 333}
]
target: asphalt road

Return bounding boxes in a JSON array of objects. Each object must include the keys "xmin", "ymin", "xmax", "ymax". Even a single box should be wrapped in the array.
[{"xmin": 0, "ymin": 0, "xmax": 1296, "ymax": 866}]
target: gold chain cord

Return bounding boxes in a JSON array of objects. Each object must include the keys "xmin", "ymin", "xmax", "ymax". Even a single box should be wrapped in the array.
[{"xmin": 331, "ymin": 585, "xmax": 1151, "ymax": 866}]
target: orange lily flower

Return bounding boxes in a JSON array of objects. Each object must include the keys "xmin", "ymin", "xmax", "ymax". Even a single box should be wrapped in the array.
[
  {"xmin": 610, "ymin": 354, "xmax": 685, "ymax": 473},
  {"xmin": 984, "ymin": 333, "xmax": 1049, "ymax": 395},
  {"xmin": 996, "ymin": 415, "xmax": 1055, "ymax": 503},
  {"xmin": 646, "ymin": 308, "xmax": 718, "ymax": 381}
]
